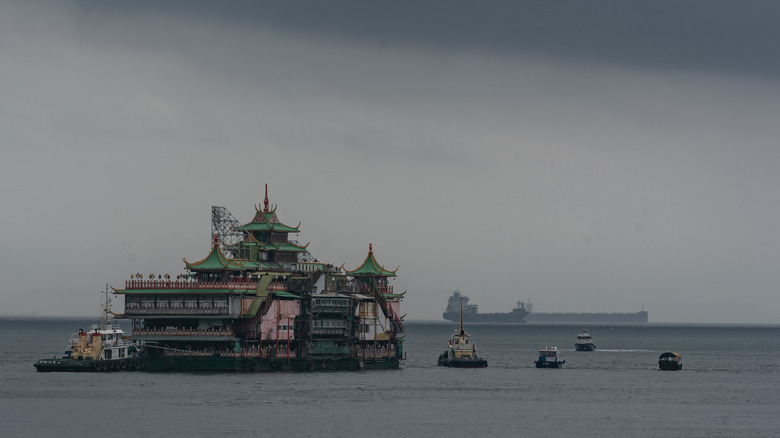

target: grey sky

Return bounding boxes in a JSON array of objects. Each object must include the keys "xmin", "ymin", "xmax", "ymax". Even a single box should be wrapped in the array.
[{"xmin": 2, "ymin": 0, "xmax": 779, "ymax": 323}]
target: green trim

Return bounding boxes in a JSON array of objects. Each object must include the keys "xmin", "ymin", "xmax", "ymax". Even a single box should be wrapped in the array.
[
  {"xmin": 241, "ymin": 223, "xmax": 300, "ymax": 233},
  {"xmin": 274, "ymin": 291, "xmax": 302, "ymax": 298}
]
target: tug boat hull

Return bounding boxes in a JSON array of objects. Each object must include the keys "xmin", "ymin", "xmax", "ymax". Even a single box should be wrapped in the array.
[
  {"xmin": 33, "ymin": 359, "xmax": 96, "ymax": 372},
  {"xmin": 34, "ymin": 355, "xmax": 147, "ymax": 372},
  {"xmin": 534, "ymin": 360, "xmax": 565, "ymax": 369},
  {"xmin": 437, "ymin": 354, "xmax": 487, "ymax": 368},
  {"xmin": 534, "ymin": 345, "xmax": 565, "ymax": 369}
]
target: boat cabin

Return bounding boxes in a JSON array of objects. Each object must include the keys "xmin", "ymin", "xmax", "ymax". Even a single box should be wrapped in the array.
[{"xmin": 658, "ymin": 352, "xmax": 682, "ymax": 370}]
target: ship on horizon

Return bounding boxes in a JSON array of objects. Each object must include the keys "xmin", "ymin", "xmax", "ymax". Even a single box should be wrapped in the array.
[
  {"xmin": 442, "ymin": 291, "xmax": 648, "ymax": 324},
  {"xmin": 442, "ymin": 291, "xmax": 529, "ymax": 323}
]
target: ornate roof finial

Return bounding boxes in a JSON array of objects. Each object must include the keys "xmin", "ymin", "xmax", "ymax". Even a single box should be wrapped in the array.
[
  {"xmin": 264, "ymin": 184, "xmax": 269, "ymax": 212},
  {"xmin": 214, "ymin": 233, "xmax": 219, "ymax": 246},
  {"xmin": 369, "ymin": 243, "xmax": 373, "ymax": 252}
]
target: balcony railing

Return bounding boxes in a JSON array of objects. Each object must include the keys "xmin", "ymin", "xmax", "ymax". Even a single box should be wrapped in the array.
[
  {"xmin": 352, "ymin": 344, "xmax": 397, "ymax": 358},
  {"xmin": 124, "ymin": 305, "xmax": 230, "ymax": 315},
  {"xmin": 338, "ymin": 284, "xmax": 394, "ymax": 295},
  {"xmin": 132, "ymin": 328, "xmax": 234, "ymax": 337},
  {"xmin": 311, "ymin": 305, "xmax": 350, "ymax": 314},
  {"xmin": 163, "ymin": 348, "xmax": 297, "ymax": 359},
  {"xmin": 311, "ymin": 327, "xmax": 349, "ymax": 336},
  {"xmin": 125, "ymin": 280, "xmax": 289, "ymax": 291}
]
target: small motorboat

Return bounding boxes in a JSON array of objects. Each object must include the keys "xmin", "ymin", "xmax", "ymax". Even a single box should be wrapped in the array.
[
  {"xmin": 658, "ymin": 352, "xmax": 682, "ymax": 370},
  {"xmin": 534, "ymin": 345, "xmax": 565, "ymax": 368},
  {"xmin": 574, "ymin": 325, "xmax": 596, "ymax": 351}
]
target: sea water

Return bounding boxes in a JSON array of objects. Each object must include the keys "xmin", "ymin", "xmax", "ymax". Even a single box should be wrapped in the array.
[{"xmin": 1, "ymin": 318, "xmax": 779, "ymax": 437}]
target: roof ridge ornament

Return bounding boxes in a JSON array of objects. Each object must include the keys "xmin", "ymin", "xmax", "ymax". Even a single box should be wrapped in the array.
[{"xmin": 263, "ymin": 184, "xmax": 269, "ymax": 212}]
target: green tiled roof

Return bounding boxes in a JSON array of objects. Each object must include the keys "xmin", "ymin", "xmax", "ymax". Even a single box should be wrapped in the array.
[
  {"xmin": 241, "ymin": 208, "xmax": 301, "ymax": 233},
  {"xmin": 183, "ymin": 244, "xmax": 248, "ymax": 271},
  {"xmin": 242, "ymin": 222, "xmax": 300, "ymax": 233},
  {"xmin": 237, "ymin": 240, "xmax": 306, "ymax": 252},
  {"xmin": 344, "ymin": 244, "xmax": 397, "ymax": 277},
  {"xmin": 382, "ymin": 294, "xmax": 405, "ymax": 299},
  {"xmin": 274, "ymin": 242, "xmax": 308, "ymax": 252}
]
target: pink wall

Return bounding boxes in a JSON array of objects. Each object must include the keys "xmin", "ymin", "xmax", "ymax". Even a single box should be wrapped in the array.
[{"xmin": 259, "ymin": 299, "xmax": 300, "ymax": 340}]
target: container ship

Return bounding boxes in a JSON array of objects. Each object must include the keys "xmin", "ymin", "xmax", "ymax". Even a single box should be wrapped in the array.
[
  {"xmin": 442, "ymin": 292, "xmax": 648, "ymax": 323},
  {"xmin": 114, "ymin": 186, "xmax": 405, "ymax": 371}
]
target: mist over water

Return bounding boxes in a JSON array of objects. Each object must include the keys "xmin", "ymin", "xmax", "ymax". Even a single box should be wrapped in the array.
[{"xmin": 2, "ymin": 319, "xmax": 779, "ymax": 437}]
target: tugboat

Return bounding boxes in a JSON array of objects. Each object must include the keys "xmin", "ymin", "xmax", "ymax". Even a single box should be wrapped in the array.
[
  {"xmin": 658, "ymin": 352, "xmax": 682, "ymax": 371},
  {"xmin": 574, "ymin": 325, "xmax": 596, "ymax": 351},
  {"xmin": 437, "ymin": 300, "xmax": 487, "ymax": 368},
  {"xmin": 34, "ymin": 287, "xmax": 146, "ymax": 372},
  {"xmin": 534, "ymin": 345, "xmax": 565, "ymax": 368}
]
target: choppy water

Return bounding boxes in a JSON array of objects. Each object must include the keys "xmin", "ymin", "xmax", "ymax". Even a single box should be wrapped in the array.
[{"xmin": 2, "ymin": 318, "xmax": 779, "ymax": 437}]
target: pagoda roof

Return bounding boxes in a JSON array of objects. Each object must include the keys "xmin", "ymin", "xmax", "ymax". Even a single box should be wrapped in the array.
[
  {"xmin": 183, "ymin": 242, "xmax": 248, "ymax": 271},
  {"xmin": 241, "ymin": 206, "xmax": 300, "ymax": 233},
  {"xmin": 344, "ymin": 244, "xmax": 397, "ymax": 277},
  {"xmin": 236, "ymin": 236, "xmax": 309, "ymax": 252},
  {"xmin": 383, "ymin": 294, "xmax": 405, "ymax": 299}
]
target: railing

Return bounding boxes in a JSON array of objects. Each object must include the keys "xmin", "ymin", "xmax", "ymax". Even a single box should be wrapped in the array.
[
  {"xmin": 162, "ymin": 347, "xmax": 296, "ymax": 359},
  {"xmin": 124, "ymin": 306, "xmax": 230, "ymax": 315},
  {"xmin": 125, "ymin": 280, "xmax": 290, "ymax": 291},
  {"xmin": 126, "ymin": 280, "xmax": 255, "ymax": 289},
  {"xmin": 311, "ymin": 305, "xmax": 350, "ymax": 314},
  {"xmin": 311, "ymin": 327, "xmax": 348, "ymax": 336},
  {"xmin": 352, "ymin": 345, "xmax": 397, "ymax": 359},
  {"xmin": 132, "ymin": 328, "xmax": 234, "ymax": 337},
  {"xmin": 340, "ymin": 284, "xmax": 394, "ymax": 295}
]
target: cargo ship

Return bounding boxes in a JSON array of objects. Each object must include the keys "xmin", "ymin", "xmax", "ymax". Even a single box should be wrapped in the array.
[
  {"xmin": 442, "ymin": 291, "xmax": 528, "ymax": 323},
  {"xmin": 114, "ymin": 186, "xmax": 405, "ymax": 371},
  {"xmin": 442, "ymin": 292, "xmax": 648, "ymax": 323}
]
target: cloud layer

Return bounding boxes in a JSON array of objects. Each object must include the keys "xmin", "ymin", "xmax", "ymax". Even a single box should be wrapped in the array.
[{"xmin": 2, "ymin": 1, "xmax": 780, "ymax": 323}]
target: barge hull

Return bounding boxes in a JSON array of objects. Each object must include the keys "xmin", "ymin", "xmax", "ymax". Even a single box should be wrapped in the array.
[{"xmin": 144, "ymin": 355, "xmax": 400, "ymax": 372}]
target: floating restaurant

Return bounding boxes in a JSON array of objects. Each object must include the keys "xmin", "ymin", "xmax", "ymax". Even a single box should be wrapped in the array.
[{"xmin": 115, "ymin": 186, "xmax": 405, "ymax": 371}]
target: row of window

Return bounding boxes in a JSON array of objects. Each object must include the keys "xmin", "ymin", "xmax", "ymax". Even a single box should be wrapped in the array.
[
  {"xmin": 312, "ymin": 320, "xmax": 347, "ymax": 328},
  {"xmin": 313, "ymin": 298, "xmax": 350, "ymax": 307}
]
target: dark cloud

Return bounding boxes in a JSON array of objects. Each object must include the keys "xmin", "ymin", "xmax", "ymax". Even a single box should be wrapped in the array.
[{"xmin": 71, "ymin": 0, "xmax": 780, "ymax": 79}]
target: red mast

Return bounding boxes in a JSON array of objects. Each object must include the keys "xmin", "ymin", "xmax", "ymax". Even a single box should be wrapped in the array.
[{"xmin": 263, "ymin": 184, "xmax": 269, "ymax": 212}]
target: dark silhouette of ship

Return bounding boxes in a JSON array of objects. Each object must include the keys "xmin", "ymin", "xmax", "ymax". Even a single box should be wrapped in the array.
[
  {"xmin": 442, "ymin": 291, "xmax": 529, "ymax": 323},
  {"xmin": 442, "ymin": 291, "xmax": 648, "ymax": 324}
]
